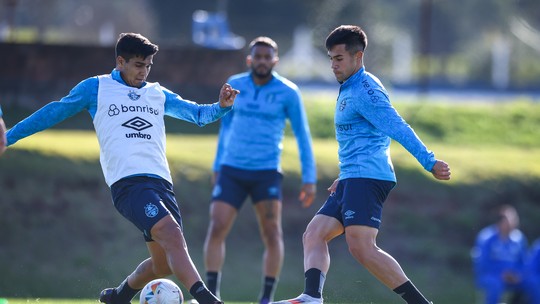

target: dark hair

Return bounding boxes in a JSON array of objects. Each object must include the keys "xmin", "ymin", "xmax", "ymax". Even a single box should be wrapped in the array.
[
  {"xmin": 325, "ymin": 25, "xmax": 367, "ymax": 54},
  {"xmin": 249, "ymin": 36, "xmax": 278, "ymax": 55},
  {"xmin": 115, "ymin": 33, "xmax": 159, "ymax": 61}
]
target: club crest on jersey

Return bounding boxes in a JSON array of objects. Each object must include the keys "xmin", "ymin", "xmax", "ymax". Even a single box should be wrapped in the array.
[
  {"xmin": 128, "ymin": 90, "xmax": 141, "ymax": 101},
  {"xmin": 144, "ymin": 203, "xmax": 159, "ymax": 218}
]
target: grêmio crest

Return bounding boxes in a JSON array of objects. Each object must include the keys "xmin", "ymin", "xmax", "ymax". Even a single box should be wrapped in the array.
[{"xmin": 127, "ymin": 90, "xmax": 141, "ymax": 101}]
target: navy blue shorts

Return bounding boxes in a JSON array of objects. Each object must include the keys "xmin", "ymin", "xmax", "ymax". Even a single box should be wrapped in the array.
[
  {"xmin": 317, "ymin": 178, "xmax": 395, "ymax": 229},
  {"xmin": 212, "ymin": 165, "xmax": 283, "ymax": 209},
  {"xmin": 111, "ymin": 176, "xmax": 183, "ymax": 242}
]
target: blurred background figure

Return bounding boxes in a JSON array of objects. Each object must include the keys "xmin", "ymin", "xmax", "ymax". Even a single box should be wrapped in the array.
[
  {"xmin": 192, "ymin": 0, "xmax": 245, "ymax": 50},
  {"xmin": 471, "ymin": 205, "xmax": 534, "ymax": 304},
  {"xmin": 525, "ymin": 238, "xmax": 540, "ymax": 303}
]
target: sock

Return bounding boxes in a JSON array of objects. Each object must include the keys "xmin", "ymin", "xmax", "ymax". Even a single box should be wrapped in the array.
[
  {"xmin": 259, "ymin": 276, "xmax": 277, "ymax": 301},
  {"xmin": 393, "ymin": 280, "xmax": 430, "ymax": 304},
  {"xmin": 303, "ymin": 268, "xmax": 325, "ymax": 299},
  {"xmin": 190, "ymin": 280, "xmax": 220, "ymax": 304},
  {"xmin": 206, "ymin": 271, "xmax": 221, "ymax": 298},
  {"xmin": 115, "ymin": 277, "xmax": 142, "ymax": 303}
]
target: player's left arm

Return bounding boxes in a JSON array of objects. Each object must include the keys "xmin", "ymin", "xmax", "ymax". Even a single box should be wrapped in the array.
[
  {"xmin": 286, "ymin": 89, "xmax": 317, "ymax": 207},
  {"xmin": 358, "ymin": 87, "xmax": 450, "ymax": 180},
  {"xmin": 0, "ymin": 106, "xmax": 6, "ymax": 156},
  {"xmin": 163, "ymin": 84, "xmax": 237, "ymax": 126}
]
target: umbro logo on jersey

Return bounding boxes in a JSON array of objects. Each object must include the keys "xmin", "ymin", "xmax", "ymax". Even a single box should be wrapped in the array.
[
  {"xmin": 339, "ymin": 99, "xmax": 347, "ymax": 111},
  {"xmin": 128, "ymin": 90, "xmax": 141, "ymax": 100},
  {"xmin": 122, "ymin": 116, "xmax": 153, "ymax": 131},
  {"xmin": 344, "ymin": 210, "xmax": 355, "ymax": 219}
]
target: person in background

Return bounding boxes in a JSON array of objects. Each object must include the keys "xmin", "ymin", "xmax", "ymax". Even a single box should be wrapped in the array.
[
  {"xmin": 203, "ymin": 36, "xmax": 317, "ymax": 304},
  {"xmin": 272, "ymin": 25, "xmax": 451, "ymax": 304},
  {"xmin": 524, "ymin": 238, "xmax": 540, "ymax": 303},
  {"xmin": 5, "ymin": 32, "xmax": 239, "ymax": 304},
  {"xmin": 472, "ymin": 204, "xmax": 535, "ymax": 304}
]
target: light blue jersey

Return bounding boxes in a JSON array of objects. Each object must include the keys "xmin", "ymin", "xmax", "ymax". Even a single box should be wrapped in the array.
[
  {"xmin": 335, "ymin": 67, "xmax": 436, "ymax": 182},
  {"xmin": 0, "ymin": 105, "xmax": 3, "ymax": 117},
  {"xmin": 213, "ymin": 72, "xmax": 316, "ymax": 184}
]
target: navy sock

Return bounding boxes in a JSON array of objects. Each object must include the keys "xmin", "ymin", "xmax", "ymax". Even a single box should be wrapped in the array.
[
  {"xmin": 206, "ymin": 271, "xmax": 221, "ymax": 298},
  {"xmin": 115, "ymin": 277, "xmax": 141, "ymax": 302},
  {"xmin": 259, "ymin": 276, "xmax": 277, "ymax": 301},
  {"xmin": 303, "ymin": 268, "xmax": 325, "ymax": 299},
  {"xmin": 190, "ymin": 280, "xmax": 220, "ymax": 304},
  {"xmin": 393, "ymin": 281, "xmax": 430, "ymax": 304}
]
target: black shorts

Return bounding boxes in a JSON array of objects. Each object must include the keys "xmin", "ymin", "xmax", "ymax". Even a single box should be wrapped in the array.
[
  {"xmin": 317, "ymin": 178, "xmax": 395, "ymax": 229},
  {"xmin": 111, "ymin": 176, "xmax": 182, "ymax": 242},
  {"xmin": 212, "ymin": 165, "xmax": 283, "ymax": 209}
]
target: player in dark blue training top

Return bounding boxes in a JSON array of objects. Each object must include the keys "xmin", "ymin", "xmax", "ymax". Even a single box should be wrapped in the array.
[
  {"xmin": 272, "ymin": 25, "xmax": 451, "ymax": 304},
  {"xmin": 203, "ymin": 36, "xmax": 317, "ymax": 304},
  {"xmin": 5, "ymin": 33, "xmax": 238, "ymax": 304}
]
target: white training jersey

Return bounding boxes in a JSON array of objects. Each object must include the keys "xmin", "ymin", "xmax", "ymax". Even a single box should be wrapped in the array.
[{"xmin": 94, "ymin": 74, "xmax": 171, "ymax": 186}]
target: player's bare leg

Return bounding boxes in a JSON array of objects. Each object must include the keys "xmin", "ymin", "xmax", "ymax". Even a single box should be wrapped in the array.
[
  {"xmin": 203, "ymin": 201, "xmax": 238, "ymax": 296},
  {"xmin": 345, "ymin": 225, "xmax": 431, "ymax": 304},
  {"xmin": 253, "ymin": 199, "xmax": 284, "ymax": 303},
  {"xmin": 272, "ymin": 215, "xmax": 343, "ymax": 304}
]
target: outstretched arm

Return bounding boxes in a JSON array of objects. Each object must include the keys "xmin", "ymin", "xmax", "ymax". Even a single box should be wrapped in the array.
[{"xmin": 0, "ymin": 116, "xmax": 6, "ymax": 156}]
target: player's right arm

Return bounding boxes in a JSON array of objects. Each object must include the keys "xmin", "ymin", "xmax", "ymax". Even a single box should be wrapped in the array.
[{"xmin": 6, "ymin": 78, "xmax": 97, "ymax": 146}]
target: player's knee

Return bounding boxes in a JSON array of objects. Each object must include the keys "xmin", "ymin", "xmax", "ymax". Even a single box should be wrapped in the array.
[
  {"xmin": 346, "ymin": 238, "xmax": 374, "ymax": 265},
  {"xmin": 152, "ymin": 264, "xmax": 173, "ymax": 278},
  {"xmin": 302, "ymin": 228, "xmax": 322, "ymax": 248},
  {"xmin": 208, "ymin": 220, "xmax": 229, "ymax": 239},
  {"xmin": 261, "ymin": 225, "xmax": 283, "ymax": 246}
]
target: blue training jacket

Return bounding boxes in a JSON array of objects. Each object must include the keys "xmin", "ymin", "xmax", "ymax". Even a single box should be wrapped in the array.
[
  {"xmin": 213, "ymin": 71, "xmax": 316, "ymax": 184},
  {"xmin": 335, "ymin": 67, "xmax": 436, "ymax": 182},
  {"xmin": 472, "ymin": 224, "xmax": 528, "ymax": 278}
]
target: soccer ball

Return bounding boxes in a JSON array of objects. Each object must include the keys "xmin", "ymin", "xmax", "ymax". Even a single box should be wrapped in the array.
[{"xmin": 139, "ymin": 278, "xmax": 183, "ymax": 304}]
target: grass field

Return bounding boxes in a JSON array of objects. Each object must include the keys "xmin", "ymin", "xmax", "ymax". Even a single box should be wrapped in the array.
[
  {"xmin": 8, "ymin": 130, "xmax": 540, "ymax": 183},
  {"xmin": 2, "ymin": 100, "xmax": 540, "ymax": 304}
]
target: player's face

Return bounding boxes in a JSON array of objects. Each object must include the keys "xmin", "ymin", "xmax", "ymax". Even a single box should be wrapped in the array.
[
  {"xmin": 117, "ymin": 55, "xmax": 153, "ymax": 88},
  {"xmin": 248, "ymin": 45, "xmax": 278, "ymax": 79},
  {"xmin": 328, "ymin": 44, "xmax": 362, "ymax": 83}
]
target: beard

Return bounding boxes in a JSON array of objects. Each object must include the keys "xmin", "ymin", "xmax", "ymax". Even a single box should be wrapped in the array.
[{"xmin": 251, "ymin": 64, "xmax": 273, "ymax": 79}]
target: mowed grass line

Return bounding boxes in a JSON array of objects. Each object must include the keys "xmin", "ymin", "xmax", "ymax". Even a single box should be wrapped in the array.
[{"xmin": 7, "ymin": 129, "xmax": 540, "ymax": 184}]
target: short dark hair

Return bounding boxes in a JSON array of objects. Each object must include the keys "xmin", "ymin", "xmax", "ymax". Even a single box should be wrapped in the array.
[
  {"xmin": 115, "ymin": 33, "xmax": 159, "ymax": 61},
  {"xmin": 325, "ymin": 25, "xmax": 368, "ymax": 54},
  {"xmin": 249, "ymin": 36, "xmax": 278, "ymax": 55}
]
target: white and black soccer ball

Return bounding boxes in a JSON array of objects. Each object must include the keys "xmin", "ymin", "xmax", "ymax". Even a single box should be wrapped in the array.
[{"xmin": 139, "ymin": 278, "xmax": 183, "ymax": 304}]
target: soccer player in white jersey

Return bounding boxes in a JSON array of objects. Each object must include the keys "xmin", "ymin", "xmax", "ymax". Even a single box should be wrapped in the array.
[
  {"xmin": 203, "ymin": 37, "xmax": 317, "ymax": 304},
  {"xmin": 5, "ymin": 33, "xmax": 239, "ymax": 304},
  {"xmin": 272, "ymin": 25, "xmax": 451, "ymax": 304}
]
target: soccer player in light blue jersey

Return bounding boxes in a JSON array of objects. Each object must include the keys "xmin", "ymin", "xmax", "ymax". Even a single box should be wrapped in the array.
[
  {"xmin": 0, "ymin": 106, "xmax": 6, "ymax": 156},
  {"xmin": 5, "ymin": 33, "xmax": 239, "ymax": 304},
  {"xmin": 203, "ymin": 37, "xmax": 317, "ymax": 304},
  {"xmin": 272, "ymin": 25, "xmax": 451, "ymax": 304}
]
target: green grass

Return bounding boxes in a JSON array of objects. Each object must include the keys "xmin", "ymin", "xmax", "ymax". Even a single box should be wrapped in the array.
[
  {"xmin": 9, "ymin": 130, "xmax": 540, "ymax": 184},
  {"xmin": 2, "ymin": 101, "xmax": 540, "ymax": 304}
]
